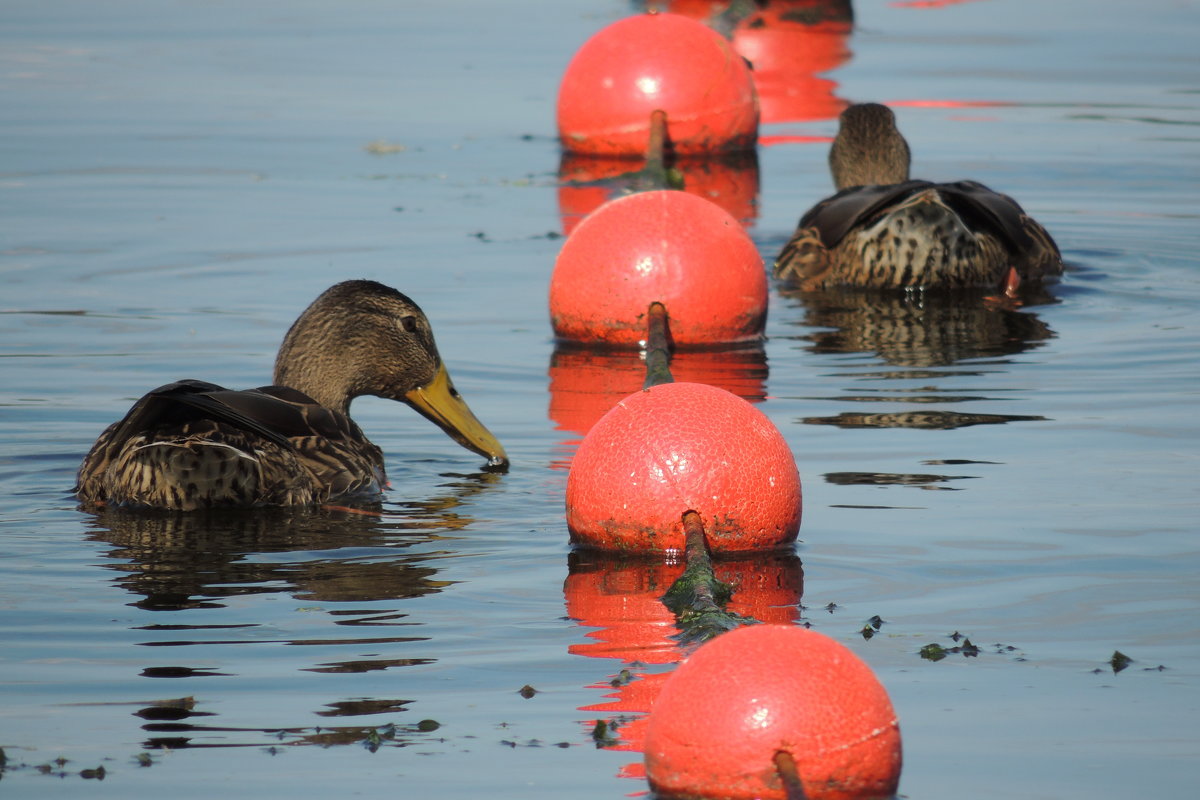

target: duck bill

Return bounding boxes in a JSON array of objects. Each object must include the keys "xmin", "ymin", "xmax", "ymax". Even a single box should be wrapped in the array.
[{"xmin": 405, "ymin": 364, "xmax": 508, "ymax": 467}]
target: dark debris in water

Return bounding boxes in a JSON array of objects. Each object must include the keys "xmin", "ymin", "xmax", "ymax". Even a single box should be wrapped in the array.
[
  {"xmin": 501, "ymin": 737, "xmax": 571, "ymax": 749},
  {"xmin": 916, "ymin": 633, "xmax": 984, "ymax": 662},
  {"xmin": 610, "ymin": 669, "xmax": 636, "ymax": 688},
  {"xmin": 518, "ymin": 684, "xmax": 538, "ymax": 699},
  {"xmin": 590, "ymin": 719, "xmax": 621, "ymax": 748},
  {"xmin": 918, "ymin": 635, "xmax": 1026, "ymax": 662},
  {"xmin": 1092, "ymin": 650, "xmax": 1166, "ymax": 674},
  {"xmin": 0, "ymin": 750, "xmax": 109, "ymax": 781},
  {"xmin": 860, "ymin": 615, "xmax": 886, "ymax": 640},
  {"xmin": 920, "ymin": 636, "xmax": 982, "ymax": 662}
]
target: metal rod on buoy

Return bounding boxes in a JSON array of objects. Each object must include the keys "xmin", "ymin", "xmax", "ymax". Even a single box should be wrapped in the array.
[
  {"xmin": 661, "ymin": 509, "xmax": 750, "ymax": 643},
  {"xmin": 647, "ymin": 109, "xmax": 668, "ymax": 168},
  {"xmin": 643, "ymin": 301, "xmax": 674, "ymax": 389},
  {"xmin": 642, "ymin": 306, "xmax": 755, "ymax": 642},
  {"xmin": 637, "ymin": 109, "xmax": 684, "ymax": 192},
  {"xmin": 773, "ymin": 750, "xmax": 808, "ymax": 800},
  {"xmin": 678, "ymin": 510, "xmax": 724, "ymax": 614}
]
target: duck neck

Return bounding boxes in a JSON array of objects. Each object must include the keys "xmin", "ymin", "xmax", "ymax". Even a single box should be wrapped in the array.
[{"xmin": 273, "ymin": 333, "xmax": 358, "ymax": 415}]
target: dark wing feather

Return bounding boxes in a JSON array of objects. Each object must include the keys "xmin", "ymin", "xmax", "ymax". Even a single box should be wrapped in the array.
[
  {"xmin": 90, "ymin": 380, "xmax": 277, "ymax": 456},
  {"xmin": 120, "ymin": 381, "xmax": 299, "ymax": 449},
  {"xmin": 799, "ymin": 180, "xmax": 935, "ymax": 248},
  {"xmin": 936, "ymin": 180, "xmax": 1037, "ymax": 253}
]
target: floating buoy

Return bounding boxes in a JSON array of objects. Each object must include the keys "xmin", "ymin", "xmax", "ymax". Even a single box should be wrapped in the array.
[
  {"xmin": 549, "ymin": 190, "xmax": 766, "ymax": 348},
  {"xmin": 557, "ymin": 13, "xmax": 759, "ymax": 156},
  {"xmin": 643, "ymin": 624, "xmax": 902, "ymax": 800},
  {"xmin": 565, "ymin": 381, "xmax": 800, "ymax": 554}
]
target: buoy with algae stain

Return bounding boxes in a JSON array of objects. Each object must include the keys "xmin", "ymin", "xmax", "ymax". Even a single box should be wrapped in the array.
[
  {"xmin": 643, "ymin": 624, "xmax": 902, "ymax": 800},
  {"xmin": 557, "ymin": 13, "xmax": 759, "ymax": 157},
  {"xmin": 550, "ymin": 190, "xmax": 766, "ymax": 348},
  {"xmin": 565, "ymin": 381, "xmax": 800, "ymax": 554}
]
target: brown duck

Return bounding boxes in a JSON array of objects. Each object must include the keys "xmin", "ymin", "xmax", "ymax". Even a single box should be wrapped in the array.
[
  {"xmin": 774, "ymin": 103, "xmax": 1063, "ymax": 292},
  {"xmin": 76, "ymin": 280, "xmax": 507, "ymax": 510}
]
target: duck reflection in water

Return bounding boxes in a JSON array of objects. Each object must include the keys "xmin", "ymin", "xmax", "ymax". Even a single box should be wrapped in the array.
[
  {"xmin": 780, "ymin": 286, "xmax": 1056, "ymax": 432},
  {"xmin": 564, "ymin": 549, "xmax": 804, "ymax": 778},
  {"xmin": 82, "ymin": 470, "xmax": 500, "ymax": 751}
]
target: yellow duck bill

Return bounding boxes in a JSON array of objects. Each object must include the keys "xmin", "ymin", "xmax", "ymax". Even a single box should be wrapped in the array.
[{"xmin": 405, "ymin": 364, "xmax": 508, "ymax": 467}]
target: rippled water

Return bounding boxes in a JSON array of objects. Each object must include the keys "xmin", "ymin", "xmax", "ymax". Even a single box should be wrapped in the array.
[{"xmin": 2, "ymin": 1, "xmax": 1198, "ymax": 797}]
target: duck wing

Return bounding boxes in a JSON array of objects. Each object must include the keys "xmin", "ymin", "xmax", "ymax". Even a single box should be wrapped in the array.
[
  {"xmin": 935, "ymin": 180, "xmax": 1038, "ymax": 253},
  {"xmin": 77, "ymin": 380, "xmax": 385, "ymax": 508},
  {"xmin": 799, "ymin": 180, "xmax": 936, "ymax": 248},
  {"xmin": 95, "ymin": 380, "xmax": 297, "ymax": 457},
  {"xmin": 249, "ymin": 385, "xmax": 386, "ymax": 502}
]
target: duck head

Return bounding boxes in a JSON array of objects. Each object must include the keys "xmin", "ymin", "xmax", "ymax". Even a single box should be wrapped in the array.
[
  {"xmin": 829, "ymin": 103, "xmax": 912, "ymax": 190},
  {"xmin": 273, "ymin": 280, "xmax": 508, "ymax": 467}
]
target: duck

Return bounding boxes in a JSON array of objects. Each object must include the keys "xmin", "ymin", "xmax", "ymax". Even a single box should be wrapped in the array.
[
  {"xmin": 774, "ymin": 103, "xmax": 1063, "ymax": 293},
  {"xmin": 75, "ymin": 280, "xmax": 508, "ymax": 511}
]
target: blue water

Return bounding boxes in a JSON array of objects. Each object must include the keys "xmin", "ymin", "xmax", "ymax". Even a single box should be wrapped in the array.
[{"xmin": 2, "ymin": 0, "xmax": 1198, "ymax": 797}]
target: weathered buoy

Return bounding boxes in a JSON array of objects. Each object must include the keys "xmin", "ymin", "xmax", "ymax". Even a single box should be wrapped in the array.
[
  {"xmin": 549, "ymin": 190, "xmax": 766, "ymax": 348},
  {"xmin": 643, "ymin": 624, "xmax": 902, "ymax": 800},
  {"xmin": 565, "ymin": 381, "xmax": 800, "ymax": 553},
  {"xmin": 557, "ymin": 13, "xmax": 759, "ymax": 156}
]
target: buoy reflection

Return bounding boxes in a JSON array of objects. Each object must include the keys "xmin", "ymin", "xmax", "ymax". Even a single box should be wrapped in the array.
[
  {"xmin": 547, "ymin": 343, "xmax": 768, "ymax": 445},
  {"xmin": 564, "ymin": 550, "xmax": 804, "ymax": 779}
]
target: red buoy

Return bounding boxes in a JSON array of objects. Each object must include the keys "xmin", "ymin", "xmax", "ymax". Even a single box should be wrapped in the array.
[
  {"xmin": 557, "ymin": 13, "xmax": 759, "ymax": 156},
  {"xmin": 549, "ymin": 190, "xmax": 766, "ymax": 348},
  {"xmin": 643, "ymin": 624, "xmax": 902, "ymax": 800},
  {"xmin": 565, "ymin": 382, "xmax": 800, "ymax": 554}
]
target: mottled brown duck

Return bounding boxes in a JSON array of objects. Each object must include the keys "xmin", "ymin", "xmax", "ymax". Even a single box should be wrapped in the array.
[
  {"xmin": 76, "ymin": 280, "xmax": 507, "ymax": 510},
  {"xmin": 774, "ymin": 103, "xmax": 1063, "ymax": 292}
]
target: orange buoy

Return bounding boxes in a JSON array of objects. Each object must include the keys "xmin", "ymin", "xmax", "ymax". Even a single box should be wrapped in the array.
[
  {"xmin": 565, "ymin": 382, "xmax": 800, "ymax": 554},
  {"xmin": 557, "ymin": 13, "xmax": 759, "ymax": 156},
  {"xmin": 549, "ymin": 190, "xmax": 766, "ymax": 348},
  {"xmin": 643, "ymin": 624, "xmax": 902, "ymax": 800}
]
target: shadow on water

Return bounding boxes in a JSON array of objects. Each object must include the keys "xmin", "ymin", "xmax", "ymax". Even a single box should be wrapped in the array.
[
  {"xmin": 77, "ymin": 471, "xmax": 502, "ymax": 752},
  {"xmin": 563, "ymin": 549, "xmax": 804, "ymax": 780}
]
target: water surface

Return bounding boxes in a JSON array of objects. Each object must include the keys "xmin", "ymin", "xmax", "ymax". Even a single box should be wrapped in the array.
[{"xmin": 2, "ymin": 1, "xmax": 1198, "ymax": 797}]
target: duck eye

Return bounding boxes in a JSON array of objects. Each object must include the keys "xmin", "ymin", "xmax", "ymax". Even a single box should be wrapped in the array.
[{"xmin": 400, "ymin": 316, "xmax": 418, "ymax": 333}]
